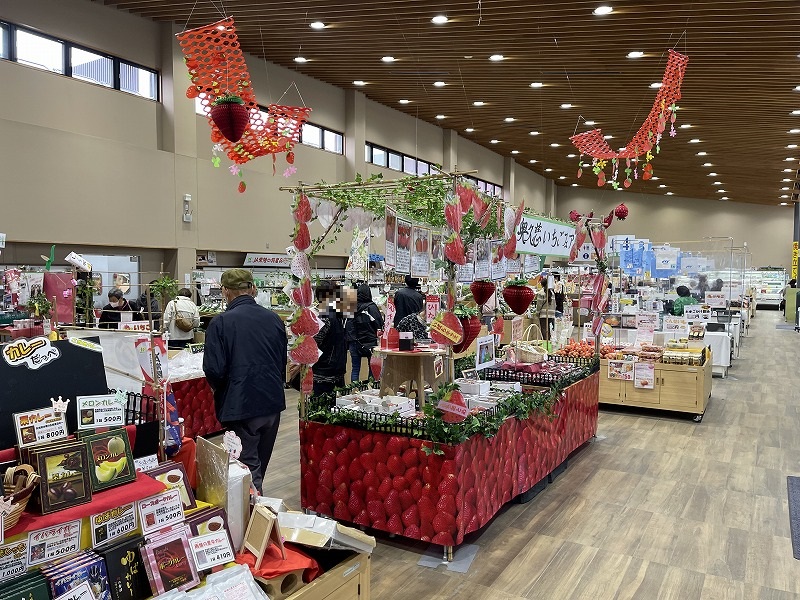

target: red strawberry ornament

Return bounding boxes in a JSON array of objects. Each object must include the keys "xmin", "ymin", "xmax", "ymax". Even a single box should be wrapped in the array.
[
  {"xmin": 293, "ymin": 223, "xmax": 311, "ymax": 252},
  {"xmin": 470, "ymin": 280, "xmax": 495, "ymax": 306},
  {"xmin": 237, "ymin": 181, "xmax": 247, "ymax": 194},
  {"xmin": 290, "ymin": 335, "xmax": 320, "ymax": 366},
  {"xmin": 452, "ymin": 314, "xmax": 481, "ymax": 354},
  {"xmin": 300, "ymin": 366, "xmax": 314, "ymax": 394},
  {"xmin": 569, "ymin": 210, "xmax": 581, "ymax": 222},
  {"xmin": 502, "ymin": 284, "xmax": 534, "ymax": 314},
  {"xmin": 291, "ymin": 278, "xmax": 313, "ymax": 307},
  {"xmin": 429, "ymin": 311, "xmax": 464, "ymax": 346},
  {"xmin": 289, "ymin": 307, "xmax": 321, "ymax": 336},
  {"xmin": 293, "ymin": 194, "xmax": 312, "ymax": 223},
  {"xmin": 444, "ymin": 201, "xmax": 462, "ymax": 233},
  {"xmin": 614, "ymin": 203, "xmax": 629, "ymax": 220},
  {"xmin": 444, "ymin": 233, "xmax": 466, "ymax": 265},
  {"xmin": 436, "ymin": 384, "xmax": 468, "ymax": 424}
]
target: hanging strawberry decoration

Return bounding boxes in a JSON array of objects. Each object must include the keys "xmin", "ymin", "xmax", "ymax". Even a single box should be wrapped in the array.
[
  {"xmin": 470, "ymin": 280, "xmax": 495, "ymax": 306},
  {"xmin": 502, "ymin": 279, "xmax": 534, "ymax": 315},
  {"xmin": 429, "ymin": 311, "xmax": 464, "ymax": 346},
  {"xmin": 452, "ymin": 306, "xmax": 481, "ymax": 354},
  {"xmin": 614, "ymin": 203, "xmax": 629, "ymax": 220},
  {"xmin": 569, "ymin": 210, "xmax": 581, "ymax": 222},
  {"xmin": 210, "ymin": 93, "xmax": 249, "ymax": 143}
]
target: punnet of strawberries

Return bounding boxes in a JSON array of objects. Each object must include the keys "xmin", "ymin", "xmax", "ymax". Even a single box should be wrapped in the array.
[{"xmin": 554, "ymin": 340, "xmax": 616, "ymax": 359}]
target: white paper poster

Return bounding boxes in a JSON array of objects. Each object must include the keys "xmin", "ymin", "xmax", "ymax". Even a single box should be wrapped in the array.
[
  {"xmin": 684, "ymin": 305, "xmax": 712, "ymax": 322},
  {"xmin": 430, "ymin": 231, "xmax": 444, "ymax": 279},
  {"xmin": 27, "ymin": 520, "xmax": 81, "ymax": 566},
  {"xmin": 76, "ymin": 393, "xmax": 125, "ymax": 430},
  {"xmin": 515, "ymin": 216, "xmax": 575, "ymax": 257},
  {"xmin": 475, "ymin": 335, "xmax": 496, "ymax": 370},
  {"xmin": 0, "ymin": 540, "xmax": 28, "ymax": 579},
  {"xmin": 189, "ymin": 532, "xmax": 235, "ymax": 571},
  {"xmin": 505, "ymin": 257, "xmax": 521, "ymax": 274},
  {"xmin": 663, "ymin": 315, "xmax": 689, "ymax": 333},
  {"xmin": 345, "ymin": 226, "xmax": 370, "ymax": 281},
  {"xmin": 395, "ymin": 217, "xmax": 412, "ymax": 275},
  {"xmin": 634, "ymin": 362, "xmax": 655, "ymax": 389},
  {"xmin": 705, "ymin": 292, "xmax": 727, "ymax": 308},
  {"xmin": 474, "ymin": 239, "xmax": 490, "ymax": 280},
  {"xmin": 411, "ymin": 226, "xmax": 431, "ymax": 278},
  {"xmin": 90, "ymin": 502, "xmax": 138, "ymax": 547},
  {"xmin": 653, "ymin": 245, "xmax": 680, "ymax": 271},
  {"xmin": 635, "ymin": 312, "xmax": 658, "ymax": 346},
  {"xmin": 384, "ymin": 208, "xmax": 397, "ymax": 269},
  {"xmin": 456, "ymin": 262, "xmax": 475, "ymax": 283},
  {"xmin": 607, "ymin": 360, "xmax": 635, "ymax": 381},
  {"xmin": 523, "ymin": 254, "xmax": 542, "ymax": 274},
  {"xmin": 490, "ymin": 240, "xmax": 506, "ymax": 281}
]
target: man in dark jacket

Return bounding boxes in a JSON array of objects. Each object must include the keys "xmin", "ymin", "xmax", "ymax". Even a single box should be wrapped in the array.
[
  {"xmin": 393, "ymin": 275, "xmax": 424, "ymax": 327},
  {"xmin": 345, "ymin": 284, "xmax": 384, "ymax": 381},
  {"xmin": 312, "ymin": 281, "xmax": 352, "ymax": 396},
  {"xmin": 203, "ymin": 268, "xmax": 287, "ymax": 493}
]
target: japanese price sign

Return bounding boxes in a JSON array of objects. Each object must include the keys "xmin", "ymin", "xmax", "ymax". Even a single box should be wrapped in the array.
[
  {"xmin": 27, "ymin": 520, "xmax": 81, "ymax": 566},
  {"xmin": 515, "ymin": 216, "xmax": 575, "ymax": 258},
  {"xmin": 705, "ymin": 292, "xmax": 727, "ymax": 308},
  {"xmin": 189, "ymin": 532, "xmax": 235, "ymax": 570},
  {"xmin": 13, "ymin": 407, "xmax": 68, "ymax": 448},
  {"xmin": 91, "ymin": 502, "xmax": 138, "ymax": 548},
  {"xmin": 77, "ymin": 393, "xmax": 125, "ymax": 429},
  {"xmin": 134, "ymin": 454, "xmax": 159, "ymax": 473},
  {"xmin": 137, "ymin": 488, "xmax": 184, "ymax": 535},
  {"xmin": 0, "ymin": 540, "xmax": 28, "ymax": 579}
]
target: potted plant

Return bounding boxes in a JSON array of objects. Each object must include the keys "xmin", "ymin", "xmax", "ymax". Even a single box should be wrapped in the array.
[
  {"xmin": 26, "ymin": 293, "xmax": 52, "ymax": 320},
  {"xmin": 149, "ymin": 275, "xmax": 180, "ymax": 314},
  {"xmin": 502, "ymin": 277, "xmax": 534, "ymax": 315},
  {"xmin": 210, "ymin": 93, "xmax": 249, "ymax": 143},
  {"xmin": 74, "ymin": 279, "xmax": 94, "ymax": 327},
  {"xmin": 452, "ymin": 305, "xmax": 482, "ymax": 354}
]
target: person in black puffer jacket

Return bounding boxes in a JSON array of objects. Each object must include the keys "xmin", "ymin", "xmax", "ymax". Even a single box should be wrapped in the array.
[
  {"xmin": 313, "ymin": 281, "xmax": 354, "ymax": 396},
  {"xmin": 345, "ymin": 284, "xmax": 384, "ymax": 382}
]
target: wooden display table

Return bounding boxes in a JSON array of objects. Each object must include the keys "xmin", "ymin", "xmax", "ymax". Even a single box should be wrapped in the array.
[
  {"xmin": 599, "ymin": 356, "xmax": 712, "ymax": 421},
  {"xmin": 371, "ymin": 347, "xmax": 449, "ymax": 404},
  {"xmin": 288, "ymin": 553, "xmax": 370, "ymax": 600}
]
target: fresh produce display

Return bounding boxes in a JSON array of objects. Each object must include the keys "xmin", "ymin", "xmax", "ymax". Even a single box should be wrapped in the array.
[{"xmin": 555, "ymin": 340, "xmax": 616, "ymax": 359}]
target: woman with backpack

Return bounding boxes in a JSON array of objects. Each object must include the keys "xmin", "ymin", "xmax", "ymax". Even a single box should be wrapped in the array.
[
  {"xmin": 345, "ymin": 284, "xmax": 384, "ymax": 382},
  {"xmin": 163, "ymin": 288, "xmax": 201, "ymax": 349}
]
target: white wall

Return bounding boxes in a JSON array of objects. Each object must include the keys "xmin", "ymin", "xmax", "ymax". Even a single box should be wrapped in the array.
[
  {"xmin": 365, "ymin": 100, "xmax": 443, "ymax": 165},
  {"xmin": 555, "ymin": 186, "xmax": 793, "ymax": 269},
  {"xmin": 513, "ymin": 163, "xmax": 547, "ymax": 215},
  {"xmin": 456, "ymin": 137, "xmax": 504, "ymax": 185}
]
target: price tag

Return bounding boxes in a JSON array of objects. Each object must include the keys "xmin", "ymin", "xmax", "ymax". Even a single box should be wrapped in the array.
[
  {"xmin": 27, "ymin": 520, "xmax": 81, "ymax": 566},
  {"xmin": 90, "ymin": 502, "xmax": 138, "ymax": 548},
  {"xmin": 0, "ymin": 540, "xmax": 28, "ymax": 579},
  {"xmin": 137, "ymin": 488, "xmax": 184, "ymax": 535},
  {"xmin": 76, "ymin": 394, "xmax": 125, "ymax": 430},
  {"xmin": 187, "ymin": 343, "xmax": 205, "ymax": 354},
  {"xmin": 13, "ymin": 407, "xmax": 68, "ymax": 448},
  {"xmin": 663, "ymin": 315, "xmax": 689, "ymax": 333},
  {"xmin": 134, "ymin": 454, "xmax": 159, "ymax": 473},
  {"xmin": 54, "ymin": 581, "xmax": 94, "ymax": 600},
  {"xmin": 425, "ymin": 295, "xmax": 440, "ymax": 324},
  {"xmin": 189, "ymin": 532, "xmax": 235, "ymax": 570},
  {"xmin": 222, "ymin": 432, "xmax": 242, "ymax": 460}
]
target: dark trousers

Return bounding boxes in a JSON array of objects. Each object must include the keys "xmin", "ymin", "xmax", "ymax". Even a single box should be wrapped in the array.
[
  {"xmin": 349, "ymin": 342, "xmax": 367, "ymax": 382},
  {"xmin": 224, "ymin": 413, "xmax": 281, "ymax": 494},
  {"xmin": 313, "ymin": 376, "xmax": 345, "ymax": 397}
]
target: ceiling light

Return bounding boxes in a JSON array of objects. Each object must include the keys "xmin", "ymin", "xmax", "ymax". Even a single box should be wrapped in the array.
[
  {"xmin": 584, "ymin": 120, "xmax": 596, "ymax": 126},
  {"xmin": 713, "ymin": 181, "xmax": 723, "ymax": 185},
  {"xmin": 781, "ymin": 194, "xmax": 790, "ymax": 198},
  {"xmin": 550, "ymin": 143, "xmax": 560, "ymax": 147},
  {"xmin": 650, "ymin": 82, "xmax": 663, "ymax": 89},
  {"xmin": 294, "ymin": 56, "xmax": 308, "ymax": 63},
  {"xmin": 572, "ymin": 183, "xmax": 578, "ymax": 187},
  {"xmin": 689, "ymin": 138, "xmax": 701, "ymax": 143},
  {"xmin": 504, "ymin": 117, "xmax": 516, "ymax": 122},
  {"xmin": 781, "ymin": 202, "xmax": 790, "ymax": 205},
  {"xmin": 782, "ymin": 186, "xmax": 791, "ymax": 190},
  {"xmin": 720, "ymin": 196, "xmax": 729, "ymax": 200},
  {"xmin": 529, "ymin": 130, "xmax": 540, "ymax": 136},
  {"xmin": 680, "ymin": 124, "xmax": 692, "ymax": 129},
  {"xmin": 473, "ymin": 101, "xmax": 486, "ymax": 106},
  {"xmin": 618, "ymin": 147, "xmax": 627, "ymax": 151},
  {"xmin": 789, "ymin": 144, "xmax": 799, "ymax": 149},
  {"xmin": 708, "ymin": 172, "xmax": 717, "ymax": 176},
  {"xmin": 381, "ymin": 56, "xmax": 396, "ymax": 63},
  {"xmin": 490, "ymin": 139, "xmax": 500, "ymax": 144},
  {"xmin": 489, "ymin": 54, "xmax": 505, "ymax": 61},
  {"xmin": 309, "ymin": 21, "xmax": 326, "ymax": 29},
  {"xmin": 545, "ymin": 168, "xmax": 553, "ymax": 172},
  {"xmin": 697, "ymin": 151, "xmax": 707, "ymax": 156},
  {"xmin": 433, "ymin": 81, "xmax": 446, "ymax": 87},
  {"xmin": 511, "ymin": 150, "xmax": 520, "ymax": 154},
  {"xmin": 783, "ymin": 178, "xmax": 792, "ymax": 182},
  {"xmin": 567, "ymin": 154, "xmax": 576, "ymax": 158},
  {"xmin": 659, "ymin": 184, "xmax": 667, "ymax": 188},
  {"xmin": 530, "ymin": 82, "xmax": 544, "ymax": 88},
  {"xmin": 435, "ymin": 114, "xmax": 446, "ymax": 119},
  {"xmin": 702, "ymin": 162, "xmax": 713, "ymax": 167},
  {"xmin": 604, "ymin": 135, "xmax": 613, "ymax": 139},
  {"xmin": 559, "ymin": 176, "xmax": 566, "ymax": 180},
  {"xmin": 791, "ymin": 129, "xmax": 800, "ymax": 133},
  {"xmin": 666, "ymin": 192, "xmax": 674, "ymax": 195},
  {"xmin": 561, "ymin": 103, "xmax": 573, "ymax": 109},
  {"xmin": 651, "ymin": 176, "xmax": 659, "ymax": 180},
  {"xmin": 353, "ymin": 80, "xmax": 366, "ymax": 86},
  {"xmin": 593, "ymin": 5, "xmax": 614, "ymax": 15},
  {"xmin": 793, "ymin": 110, "xmax": 800, "ymax": 115},
  {"xmin": 717, "ymin": 189, "xmax": 726, "ymax": 193},
  {"xmin": 465, "ymin": 127, "xmax": 475, "ymax": 132},
  {"xmin": 786, "ymin": 157, "xmax": 797, "ymax": 161},
  {"xmin": 529, "ymin": 159, "xmax": 537, "ymax": 164},
  {"xmin": 785, "ymin": 168, "xmax": 794, "ymax": 172},
  {"xmin": 431, "ymin": 15, "xmax": 449, "ymax": 24},
  {"xmin": 795, "ymin": 86, "xmax": 800, "ymax": 91},
  {"xmin": 627, "ymin": 51, "xmax": 644, "ymax": 58},
  {"xmin": 399, "ymin": 99, "xmax": 411, "ymax": 104}
]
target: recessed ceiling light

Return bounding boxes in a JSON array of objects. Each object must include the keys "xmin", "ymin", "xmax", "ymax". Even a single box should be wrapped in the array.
[
  {"xmin": 433, "ymin": 81, "xmax": 446, "ymax": 87},
  {"xmin": 567, "ymin": 154, "xmax": 576, "ymax": 158},
  {"xmin": 791, "ymin": 129, "xmax": 800, "ymax": 133},
  {"xmin": 789, "ymin": 144, "xmax": 799, "ymax": 149},
  {"xmin": 435, "ymin": 114, "xmax": 446, "ymax": 119},
  {"xmin": 561, "ymin": 103, "xmax": 573, "ymax": 109},
  {"xmin": 666, "ymin": 192, "xmax": 674, "ymax": 195},
  {"xmin": 465, "ymin": 127, "xmax": 475, "ymax": 132},
  {"xmin": 793, "ymin": 110, "xmax": 800, "ymax": 115},
  {"xmin": 381, "ymin": 56, "xmax": 396, "ymax": 63},
  {"xmin": 529, "ymin": 130, "xmax": 540, "ymax": 136},
  {"xmin": 431, "ymin": 15, "xmax": 449, "ymax": 24},
  {"xmin": 353, "ymin": 80, "xmax": 366, "ymax": 86},
  {"xmin": 784, "ymin": 168, "xmax": 794, "ymax": 172},
  {"xmin": 511, "ymin": 150, "xmax": 520, "ymax": 154},
  {"xmin": 650, "ymin": 82, "xmax": 663, "ymax": 89},
  {"xmin": 489, "ymin": 54, "xmax": 505, "ymax": 61},
  {"xmin": 689, "ymin": 138, "xmax": 701, "ymax": 143},
  {"xmin": 473, "ymin": 101, "xmax": 486, "ymax": 106},
  {"xmin": 717, "ymin": 189, "xmax": 726, "ymax": 193},
  {"xmin": 781, "ymin": 194, "xmax": 790, "ymax": 198},
  {"xmin": 651, "ymin": 176, "xmax": 660, "ymax": 180},
  {"xmin": 703, "ymin": 162, "xmax": 713, "ymax": 167},
  {"xmin": 584, "ymin": 120, "xmax": 596, "ymax": 126},
  {"xmin": 708, "ymin": 172, "xmax": 717, "ymax": 176},
  {"xmin": 786, "ymin": 157, "xmax": 797, "ymax": 161},
  {"xmin": 593, "ymin": 5, "xmax": 613, "ymax": 15},
  {"xmin": 697, "ymin": 151, "xmax": 707, "ymax": 156},
  {"xmin": 781, "ymin": 202, "xmax": 790, "ymax": 205},
  {"xmin": 545, "ymin": 168, "xmax": 553, "ymax": 172},
  {"xmin": 795, "ymin": 86, "xmax": 800, "ymax": 91},
  {"xmin": 720, "ymin": 196, "xmax": 729, "ymax": 200},
  {"xmin": 559, "ymin": 176, "xmax": 566, "ymax": 179},
  {"xmin": 504, "ymin": 117, "xmax": 516, "ymax": 122},
  {"xmin": 783, "ymin": 178, "xmax": 792, "ymax": 182},
  {"xmin": 713, "ymin": 181, "xmax": 723, "ymax": 185},
  {"xmin": 550, "ymin": 143, "xmax": 560, "ymax": 147},
  {"xmin": 572, "ymin": 183, "xmax": 578, "ymax": 187},
  {"xmin": 529, "ymin": 159, "xmax": 537, "ymax": 164},
  {"xmin": 659, "ymin": 184, "xmax": 667, "ymax": 188},
  {"xmin": 627, "ymin": 51, "xmax": 644, "ymax": 58},
  {"xmin": 680, "ymin": 124, "xmax": 692, "ymax": 129},
  {"xmin": 399, "ymin": 99, "xmax": 411, "ymax": 104},
  {"xmin": 603, "ymin": 135, "xmax": 613, "ymax": 139},
  {"xmin": 530, "ymin": 82, "xmax": 544, "ymax": 88},
  {"xmin": 309, "ymin": 21, "xmax": 326, "ymax": 29},
  {"xmin": 618, "ymin": 147, "xmax": 627, "ymax": 151},
  {"xmin": 782, "ymin": 186, "xmax": 791, "ymax": 190},
  {"xmin": 294, "ymin": 56, "xmax": 308, "ymax": 63},
  {"xmin": 490, "ymin": 139, "xmax": 500, "ymax": 144}
]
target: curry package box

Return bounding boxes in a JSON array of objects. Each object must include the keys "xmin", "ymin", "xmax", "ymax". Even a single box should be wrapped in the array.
[
  {"xmin": 40, "ymin": 550, "xmax": 111, "ymax": 600},
  {"xmin": 0, "ymin": 571, "xmax": 51, "ymax": 600},
  {"xmin": 84, "ymin": 429, "xmax": 136, "ymax": 492},
  {"xmin": 30, "ymin": 440, "xmax": 92, "ymax": 514},
  {"xmin": 186, "ymin": 505, "xmax": 234, "ymax": 551},
  {"xmin": 97, "ymin": 535, "xmax": 151, "ymax": 600},
  {"xmin": 141, "ymin": 524, "xmax": 200, "ymax": 595},
  {"xmin": 146, "ymin": 461, "xmax": 197, "ymax": 511}
]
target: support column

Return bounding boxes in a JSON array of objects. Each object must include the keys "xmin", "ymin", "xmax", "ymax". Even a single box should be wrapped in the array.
[
  {"xmin": 545, "ymin": 180, "xmax": 557, "ymax": 218},
  {"xmin": 442, "ymin": 130, "xmax": 458, "ymax": 172},
  {"xmin": 345, "ymin": 90, "xmax": 367, "ymax": 180},
  {"xmin": 503, "ymin": 157, "xmax": 515, "ymax": 204}
]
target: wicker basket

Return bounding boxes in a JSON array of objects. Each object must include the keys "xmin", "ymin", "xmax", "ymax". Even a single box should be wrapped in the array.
[
  {"xmin": 507, "ymin": 324, "xmax": 547, "ymax": 363},
  {"xmin": 3, "ymin": 465, "xmax": 39, "ymax": 531}
]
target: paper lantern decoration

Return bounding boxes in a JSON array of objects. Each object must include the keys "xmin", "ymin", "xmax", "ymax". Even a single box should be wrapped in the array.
[
  {"xmin": 570, "ymin": 50, "xmax": 688, "ymax": 188},
  {"xmin": 210, "ymin": 95, "xmax": 249, "ymax": 143}
]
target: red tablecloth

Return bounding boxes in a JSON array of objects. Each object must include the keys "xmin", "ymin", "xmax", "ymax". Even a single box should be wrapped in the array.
[
  {"xmin": 6, "ymin": 472, "xmax": 166, "ymax": 538},
  {"xmin": 236, "ymin": 543, "xmax": 321, "ymax": 583}
]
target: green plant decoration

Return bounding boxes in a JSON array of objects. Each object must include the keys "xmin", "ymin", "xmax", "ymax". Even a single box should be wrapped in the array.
[
  {"xmin": 74, "ymin": 279, "xmax": 94, "ymax": 327},
  {"xmin": 27, "ymin": 293, "xmax": 52, "ymax": 319},
  {"xmin": 149, "ymin": 275, "xmax": 180, "ymax": 310}
]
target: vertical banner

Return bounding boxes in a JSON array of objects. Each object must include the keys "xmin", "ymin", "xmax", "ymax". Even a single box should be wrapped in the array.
[
  {"xmin": 430, "ymin": 231, "xmax": 444, "ymax": 279},
  {"xmin": 793, "ymin": 241, "xmax": 798, "ymax": 281},
  {"xmin": 474, "ymin": 239, "xmax": 490, "ymax": 280},
  {"xmin": 384, "ymin": 208, "xmax": 397, "ymax": 269},
  {"xmin": 411, "ymin": 226, "xmax": 431, "ymax": 278},
  {"xmin": 345, "ymin": 226, "xmax": 370, "ymax": 281},
  {"xmin": 490, "ymin": 240, "xmax": 506, "ymax": 281},
  {"xmin": 395, "ymin": 217, "xmax": 412, "ymax": 275},
  {"xmin": 425, "ymin": 294, "xmax": 440, "ymax": 324},
  {"xmin": 384, "ymin": 296, "xmax": 396, "ymax": 334}
]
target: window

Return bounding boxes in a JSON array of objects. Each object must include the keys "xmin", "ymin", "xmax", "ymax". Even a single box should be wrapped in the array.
[
  {"xmin": 463, "ymin": 175, "xmax": 503, "ymax": 199},
  {"xmin": 323, "ymin": 129, "xmax": 343, "ymax": 153},
  {"xmin": 365, "ymin": 142, "xmax": 441, "ymax": 177},
  {"xmin": 0, "ymin": 23, "xmax": 9, "ymax": 59},
  {"xmin": 300, "ymin": 123, "xmax": 322, "ymax": 148},
  {"xmin": 16, "ymin": 29, "xmax": 63, "ymax": 73},
  {"xmin": 71, "ymin": 47, "xmax": 112, "ymax": 87},
  {"xmin": 403, "ymin": 156, "xmax": 416, "ymax": 175},
  {"xmin": 372, "ymin": 146, "xmax": 388, "ymax": 168},
  {"xmin": 388, "ymin": 151, "xmax": 402, "ymax": 171},
  {"xmin": 120, "ymin": 62, "xmax": 158, "ymax": 100},
  {"xmin": 417, "ymin": 161, "xmax": 430, "ymax": 176}
]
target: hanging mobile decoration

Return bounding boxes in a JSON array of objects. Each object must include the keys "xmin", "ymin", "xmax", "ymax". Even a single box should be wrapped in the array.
[
  {"xmin": 571, "ymin": 49, "xmax": 688, "ymax": 188},
  {"xmin": 176, "ymin": 18, "xmax": 312, "ymax": 192}
]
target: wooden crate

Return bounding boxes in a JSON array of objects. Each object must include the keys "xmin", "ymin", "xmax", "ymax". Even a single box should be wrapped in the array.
[{"xmin": 288, "ymin": 553, "xmax": 370, "ymax": 600}]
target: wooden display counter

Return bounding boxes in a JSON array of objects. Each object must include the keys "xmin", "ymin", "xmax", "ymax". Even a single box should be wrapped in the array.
[
  {"xmin": 599, "ymin": 357, "xmax": 712, "ymax": 421},
  {"xmin": 288, "ymin": 553, "xmax": 370, "ymax": 600}
]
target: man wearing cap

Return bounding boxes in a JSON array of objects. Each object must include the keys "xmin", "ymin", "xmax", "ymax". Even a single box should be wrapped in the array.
[
  {"xmin": 203, "ymin": 268, "xmax": 288, "ymax": 493},
  {"xmin": 393, "ymin": 275, "xmax": 425, "ymax": 327}
]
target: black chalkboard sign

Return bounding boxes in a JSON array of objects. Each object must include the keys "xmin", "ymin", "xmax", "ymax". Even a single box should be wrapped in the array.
[{"xmin": 0, "ymin": 337, "xmax": 108, "ymax": 448}]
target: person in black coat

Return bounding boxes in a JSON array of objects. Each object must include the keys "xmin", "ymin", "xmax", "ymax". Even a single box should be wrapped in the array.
[
  {"xmin": 313, "ymin": 281, "xmax": 352, "ymax": 396},
  {"xmin": 345, "ymin": 284, "xmax": 384, "ymax": 382},
  {"xmin": 99, "ymin": 288, "xmax": 139, "ymax": 329},
  {"xmin": 393, "ymin": 275, "xmax": 424, "ymax": 327},
  {"xmin": 203, "ymin": 269, "xmax": 288, "ymax": 493}
]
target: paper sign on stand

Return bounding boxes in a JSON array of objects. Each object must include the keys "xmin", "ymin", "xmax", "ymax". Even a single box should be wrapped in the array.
[
  {"xmin": 134, "ymin": 454, "xmax": 159, "ymax": 473},
  {"xmin": 705, "ymin": 292, "xmax": 727, "ymax": 308},
  {"xmin": 489, "ymin": 240, "xmax": 506, "ymax": 281},
  {"xmin": 189, "ymin": 531, "xmax": 235, "ymax": 571},
  {"xmin": 13, "ymin": 407, "xmax": 68, "ymax": 448},
  {"xmin": 90, "ymin": 502, "xmax": 137, "ymax": 548},
  {"xmin": 607, "ymin": 360, "xmax": 635, "ymax": 381},
  {"xmin": 76, "ymin": 394, "xmax": 125, "ymax": 429},
  {"xmin": 634, "ymin": 363, "xmax": 655, "ymax": 389},
  {"xmin": 27, "ymin": 520, "xmax": 81, "ymax": 566},
  {"xmin": 425, "ymin": 295, "xmax": 439, "ymax": 324},
  {"xmin": 0, "ymin": 540, "xmax": 27, "ymax": 579},
  {"xmin": 663, "ymin": 315, "xmax": 689, "ymax": 334},
  {"xmin": 475, "ymin": 334, "xmax": 496, "ymax": 370},
  {"xmin": 683, "ymin": 305, "xmax": 712, "ymax": 322},
  {"xmin": 635, "ymin": 313, "xmax": 658, "ymax": 346},
  {"xmin": 137, "ymin": 488, "xmax": 184, "ymax": 535}
]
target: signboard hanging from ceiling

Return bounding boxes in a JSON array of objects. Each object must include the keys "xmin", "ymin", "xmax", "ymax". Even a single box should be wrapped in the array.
[{"xmin": 514, "ymin": 216, "xmax": 575, "ymax": 258}]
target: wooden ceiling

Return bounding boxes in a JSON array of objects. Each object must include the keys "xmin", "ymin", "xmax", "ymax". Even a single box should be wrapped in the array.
[{"xmin": 102, "ymin": 0, "xmax": 800, "ymax": 206}]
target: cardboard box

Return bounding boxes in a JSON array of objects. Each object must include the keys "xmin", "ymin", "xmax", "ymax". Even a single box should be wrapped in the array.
[
  {"xmin": 277, "ymin": 512, "xmax": 376, "ymax": 555},
  {"xmin": 454, "ymin": 379, "xmax": 490, "ymax": 395},
  {"xmin": 287, "ymin": 552, "xmax": 370, "ymax": 600},
  {"xmin": 467, "ymin": 397, "xmax": 498, "ymax": 411}
]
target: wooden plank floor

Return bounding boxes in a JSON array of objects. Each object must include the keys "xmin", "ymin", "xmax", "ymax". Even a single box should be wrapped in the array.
[{"xmin": 263, "ymin": 310, "xmax": 800, "ymax": 598}]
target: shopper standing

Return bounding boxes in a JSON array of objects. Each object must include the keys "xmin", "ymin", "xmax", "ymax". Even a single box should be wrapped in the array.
[
  {"xmin": 345, "ymin": 284, "xmax": 384, "ymax": 382},
  {"xmin": 162, "ymin": 288, "xmax": 200, "ymax": 349},
  {"xmin": 99, "ymin": 288, "xmax": 138, "ymax": 329},
  {"xmin": 203, "ymin": 269, "xmax": 287, "ymax": 494},
  {"xmin": 393, "ymin": 276, "xmax": 424, "ymax": 327},
  {"xmin": 781, "ymin": 278, "xmax": 797, "ymax": 313},
  {"xmin": 672, "ymin": 285, "xmax": 698, "ymax": 316},
  {"xmin": 313, "ymin": 281, "xmax": 351, "ymax": 396},
  {"xmin": 552, "ymin": 273, "xmax": 566, "ymax": 316}
]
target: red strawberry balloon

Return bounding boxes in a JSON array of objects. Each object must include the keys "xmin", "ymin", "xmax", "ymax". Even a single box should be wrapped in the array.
[
  {"xmin": 470, "ymin": 280, "xmax": 495, "ymax": 306},
  {"xmin": 290, "ymin": 335, "xmax": 320, "ymax": 366},
  {"xmin": 437, "ymin": 384, "xmax": 468, "ymax": 424},
  {"xmin": 614, "ymin": 203, "xmax": 629, "ymax": 220}
]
